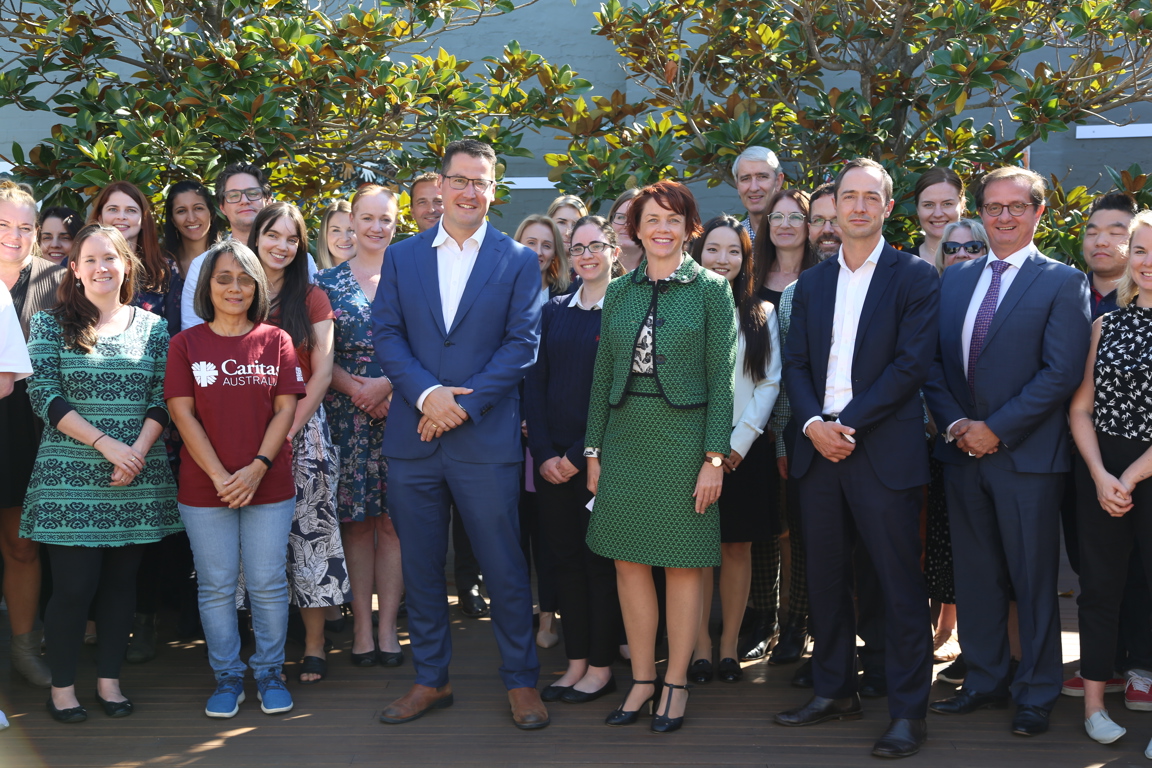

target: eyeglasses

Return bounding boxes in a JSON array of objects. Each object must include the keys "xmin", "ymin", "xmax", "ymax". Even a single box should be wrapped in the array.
[
  {"xmin": 213, "ymin": 273, "xmax": 257, "ymax": 288},
  {"xmin": 569, "ymin": 241, "xmax": 612, "ymax": 256},
  {"xmin": 768, "ymin": 212, "xmax": 807, "ymax": 226},
  {"xmin": 981, "ymin": 202, "xmax": 1036, "ymax": 217},
  {"xmin": 611, "ymin": 213, "xmax": 629, "ymax": 225},
  {"xmin": 809, "ymin": 216, "xmax": 836, "ymax": 228},
  {"xmin": 942, "ymin": 240, "xmax": 987, "ymax": 256},
  {"xmin": 443, "ymin": 175, "xmax": 495, "ymax": 193},
  {"xmin": 222, "ymin": 187, "xmax": 265, "ymax": 204}
]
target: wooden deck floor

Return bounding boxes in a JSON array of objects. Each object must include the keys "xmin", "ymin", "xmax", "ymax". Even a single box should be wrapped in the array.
[{"xmin": 0, "ymin": 554, "xmax": 1144, "ymax": 768}]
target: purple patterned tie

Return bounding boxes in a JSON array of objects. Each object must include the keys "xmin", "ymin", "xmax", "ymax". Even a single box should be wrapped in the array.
[{"xmin": 967, "ymin": 259, "xmax": 1010, "ymax": 391}]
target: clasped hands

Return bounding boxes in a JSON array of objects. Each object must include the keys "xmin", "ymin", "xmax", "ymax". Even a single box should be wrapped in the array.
[
  {"xmin": 1095, "ymin": 470, "xmax": 1137, "ymax": 517},
  {"xmin": 417, "ymin": 386, "xmax": 473, "ymax": 442},
  {"xmin": 350, "ymin": 374, "xmax": 392, "ymax": 420},
  {"xmin": 99, "ymin": 435, "xmax": 148, "ymax": 487},
  {"xmin": 539, "ymin": 455, "xmax": 579, "ymax": 484},
  {"xmin": 211, "ymin": 461, "xmax": 269, "ymax": 509},
  {"xmin": 950, "ymin": 419, "xmax": 1000, "ymax": 458}
]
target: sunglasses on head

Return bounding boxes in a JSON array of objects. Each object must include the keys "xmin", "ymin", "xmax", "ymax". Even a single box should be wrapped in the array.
[{"xmin": 942, "ymin": 240, "xmax": 987, "ymax": 256}]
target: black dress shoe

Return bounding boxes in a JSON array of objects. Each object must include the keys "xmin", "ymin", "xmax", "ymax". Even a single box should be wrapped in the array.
[
  {"xmin": 560, "ymin": 677, "xmax": 617, "ymax": 704},
  {"xmin": 540, "ymin": 684, "xmax": 572, "ymax": 702},
  {"xmin": 929, "ymin": 689, "xmax": 1009, "ymax": 715},
  {"xmin": 688, "ymin": 658, "xmax": 713, "ymax": 684},
  {"xmin": 47, "ymin": 698, "xmax": 87, "ymax": 723},
  {"xmin": 717, "ymin": 657, "xmax": 742, "ymax": 683},
  {"xmin": 458, "ymin": 586, "xmax": 489, "ymax": 618},
  {"xmin": 1011, "ymin": 705, "xmax": 1049, "ymax": 736},
  {"xmin": 769, "ymin": 625, "xmax": 808, "ymax": 665},
  {"xmin": 791, "ymin": 659, "xmax": 814, "ymax": 688},
  {"xmin": 872, "ymin": 718, "xmax": 927, "ymax": 758},
  {"xmin": 738, "ymin": 615, "xmax": 777, "ymax": 661},
  {"xmin": 95, "ymin": 692, "xmax": 134, "ymax": 718},
  {"xmin": 377, "ymin": 649, "xmax": 404, "ymax": 667},
  {"xmin": 860, "ymin": 674, "xmax": 887, "ymax": 698},
  {"xmin": 774, "ymin": 694, "xmax": 862, "ymax": 726}
]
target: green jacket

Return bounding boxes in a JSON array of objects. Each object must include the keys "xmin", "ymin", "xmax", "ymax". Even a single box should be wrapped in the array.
[{"xmin": 585, "ymin": 256, "xmax": 737, "ymax": 456}]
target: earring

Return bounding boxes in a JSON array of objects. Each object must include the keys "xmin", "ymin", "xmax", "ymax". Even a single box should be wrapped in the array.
[{"xmin": 75, "ymin": 279, "xmax": 81, "ymax": 287}]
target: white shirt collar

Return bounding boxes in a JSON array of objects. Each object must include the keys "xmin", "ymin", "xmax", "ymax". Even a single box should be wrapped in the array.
[
  {"xmin": 984, "ymin": 242, "xmax": 1034, "ymax": 270},
  {"xmin": 568, "ymin": 284, "xmax": 604, "ymax": 310},
  {"xmin": 431, "ymin": 218, "xmax": 488, "ymax": 251},
  {"xmin": 836, "ymin": 237, "xmax": 885, "ymax": 272}
]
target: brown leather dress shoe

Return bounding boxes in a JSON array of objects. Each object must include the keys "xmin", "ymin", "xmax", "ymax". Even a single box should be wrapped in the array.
[
  {"xmin": 379, "ymin": 683, "xmax": 454, "ymax": 724},
  {"xmin": 509, "ymin": 686, "xmax": 550, "ymax": 730}
]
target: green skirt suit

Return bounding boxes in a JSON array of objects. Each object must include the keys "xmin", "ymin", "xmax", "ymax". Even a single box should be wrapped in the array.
[{"xmin": 584, "ymin": 257, "xmax": 737, "ymax": 568}]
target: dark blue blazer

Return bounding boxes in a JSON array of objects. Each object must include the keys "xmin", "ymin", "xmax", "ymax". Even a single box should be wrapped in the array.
[
  {"xmin": 371, "ymin": 224, "xmax": 542, "ymax": 463},
  {"xmin": 782, "ymin": 243, "xmax": 940, "ymax": 490},
  {"xmin": 923, "ymin": 249, "xmax": 1091, "ymax": 473}
]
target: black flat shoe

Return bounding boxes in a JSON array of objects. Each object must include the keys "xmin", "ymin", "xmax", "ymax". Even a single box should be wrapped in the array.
[
  {"xmin": 605, "ymin": 679, "xmax": 659, "ymax": 726},
  {"xmin": 377, "ymin": 649, "xmax": 404, "ymax": 668},
  {"xmin": 791, "ymin": 659, "xmax": 814, "ymax": 688},
  {"xmin": 540, "ymin": 684, "xmax": 573, "ymax": 702},
  {"xmin": 717, "ymin": 657, "xmax": 742, "ymax": 683},
  {"xmin": 774, "ymin": 694, "xmax": 862, "ymax": 726},
  {"xmin": 769, "ymin": 625, "xmax": 808, "ymax": 665},
  {"xmin": 872, "ymin": 718, "xmax": 926, "ymax": 758},
  {"xmin": 350, "ymin": 646, "xmax": 378, "ymax": 667},
  {"xmin": 47, "ymin": 698, "xmax": 87, "ymax": 723},
  {"xmin": 688, "ymin": 658, "xmax": 713, "ymax": 684},
  {"xmin": 95, "ymin": 692, "xmax": 134, "ymax": 718},
  {"xmin": 651, "ymin": 682, "xmax": 691, "ymax": 734},
  {"xmin": 1011, "ymin": 705, "xmax": 1049, "ymax": 736},
  {"xmin": 560, "ymin": 677, "xmax": 616, "ymax": 704},
  {"xmin": 929, "ymin": 689, "xmax": 1009, "ymax": 715}
]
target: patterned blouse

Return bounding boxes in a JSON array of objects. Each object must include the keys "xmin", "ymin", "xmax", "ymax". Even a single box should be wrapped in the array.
[
  {"xmin": 630, "ymin": 272, "xmax": 677, "ymax": 374},
  {"xmin": 1093, "ymin": 305, "xmax": 1152, "ymax": 441}
]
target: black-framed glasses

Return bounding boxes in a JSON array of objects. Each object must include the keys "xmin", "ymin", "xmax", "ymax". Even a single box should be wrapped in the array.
[
  {"xmin": 443, "ymin": 175, "xmax": 495, "ymax": 193},
  {"xmin": 569, "ymin": 241, "xmax": 612, "ymax": 256},
  {"xmin": 213, "ymin": 273, "xmax": 257, "ymax": 288},
  {"xmin": 981, "ymin": 202, "xmax": 1036, "ymax": 217},
  {"xmin": 942, "ymin": 240, "xmax": 987, "ymax": 256},
  {"xmin": 222, "ymin": 187, "xmax": 265, "ymax": 204},
  {"xmin": 768, "ymin": 212, "xmax": 807, "ymax": 226},
  {"xmin": 611, "ymin": 213, "xmax": 629, "ymax": 225},
  {"xmin": 809, "ymin": 216, "xmax": 836, "ymax": 228}
]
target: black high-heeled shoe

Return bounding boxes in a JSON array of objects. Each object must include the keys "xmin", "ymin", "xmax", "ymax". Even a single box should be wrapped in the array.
[
  {"xmin": 604, "ymin": 678, "xmax": 659, "ymax": 726},
  {"xmin": 651, "ymin": 682, "xmax": 691, "ymax": 733},
  {"xmin": 47, "ymin": 698, "xmax": 87, "ymax": 723},
  {"xmin": 95, "ymin": 691, "xmax": 134, "ymax": 717}
]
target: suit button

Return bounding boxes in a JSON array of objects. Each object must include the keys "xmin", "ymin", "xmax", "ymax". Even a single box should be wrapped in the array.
[
  {"xmin": 444, "ymin": 340, "xmax": 453, "ymax": 347},
  {"xmin": 654, "ymin": 318, "xmax": 665, "ymax": 327},
  {"xmin": 659, "ymin": 284, "xmax": 669, "ymax": 294},
  {"xmin": 654, "ymin": 354, "xmax": 666, "ymax": 364}
]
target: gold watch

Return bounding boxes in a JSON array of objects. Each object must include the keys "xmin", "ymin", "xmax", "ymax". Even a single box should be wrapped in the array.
[{"xmin": 706, "ymin": 455, "xmax": 723, "ymax": 468}]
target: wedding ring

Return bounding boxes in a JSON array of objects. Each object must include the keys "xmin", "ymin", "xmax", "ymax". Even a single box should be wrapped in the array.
[{"xmin": 967, "ymin": 451, "xmax": 975, "ymax": 457}]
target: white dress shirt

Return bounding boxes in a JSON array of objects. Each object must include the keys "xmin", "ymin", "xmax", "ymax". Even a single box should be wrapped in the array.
[
  {"xmin": 731, "ymin": 303, "xmax": 782, "ymax": 457},
  {"xmin": 416, "ymin": 219, "xmax": 489, "ymax": 412},
  {"xmin": 803, "ymin": 238, "xmax": 885, "ymax": 434},
  {"xmin": 0, "ymin": 282, "xmax": 32, "ymax": 380},
  {"xmin": 568, "ymin": 284, "xmax": 604, "ymax": 310},
  {"xmin": 181, "ymin": 243, "xmax": 318, "ymax": 330}
]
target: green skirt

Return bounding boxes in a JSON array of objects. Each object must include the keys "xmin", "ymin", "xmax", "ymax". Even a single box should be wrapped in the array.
[{"xmin": 586, "ymin": 374, "xmax": 721, "ymax": 568}]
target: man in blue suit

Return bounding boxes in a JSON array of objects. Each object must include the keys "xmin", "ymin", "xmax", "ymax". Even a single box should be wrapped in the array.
[
  {"xmin": 775, "ymin": 159, "xmax": 939, "ymax": 759},
  {"xmin": 372, "ymin": 139, "xmax": 548, "ymax": 729},
  {"xmin": 924, "ymin": 167, "xmax": 1091, "ymax": 736}
]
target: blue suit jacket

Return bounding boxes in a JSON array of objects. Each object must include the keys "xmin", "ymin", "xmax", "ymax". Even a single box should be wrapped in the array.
[
  {"xmin": 782, "ymin": 243, "xmax": 940, "ymax": 490},
  {"xmin": 923, "ymin": 249, "xmax": 1091, "ymax": 473},
  {"xmin": 371, "ymin": 225, "xmax": 542, "ymax": 463}
]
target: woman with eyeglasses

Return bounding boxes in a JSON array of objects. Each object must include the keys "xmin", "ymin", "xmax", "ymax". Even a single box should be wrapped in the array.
[
  {"xmin": 754, "ymin": 189, "xmax": 818, "ymax": 306},
  {"xmin": 317, "ymin": 185, "xmax": 405, "ymax": 670},
  {"xmin": 608, "ymin": 188, "xmax": 644, "ymax": 273},
  {"xmin": 166, "ymin": 239, "xmax": 304, "ymax": 718},
  {"xmin": 912, "ymin": 168, "xmax": 965, "ymax": 267}
]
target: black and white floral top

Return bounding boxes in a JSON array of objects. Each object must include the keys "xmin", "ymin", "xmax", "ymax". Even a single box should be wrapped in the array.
[
  {"xmin": 1094, "ymin": 304, "xmax": 1152, "ymax": 441},
  {"xmin": 631, "ymin": 311, "xmax": 655, "ymax": 373}
]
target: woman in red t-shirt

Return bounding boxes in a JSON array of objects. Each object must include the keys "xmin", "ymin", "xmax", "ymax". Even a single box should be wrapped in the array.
[
  {"xmin": 166, "ymin": 240, "xmax": 304, "ymax": 718},
  {"xmin": 249, "ymin": 202, "xmax": 349, "ymax": 684}
]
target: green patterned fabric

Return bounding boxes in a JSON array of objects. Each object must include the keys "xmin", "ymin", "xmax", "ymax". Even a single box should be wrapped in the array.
[
  {"xmin": 21, "ymin": 310, "xmax": 180, "ymax": 546},
  {"xmin": 584, "ymin": 256, "xmax": 737, "ymax": 568}
]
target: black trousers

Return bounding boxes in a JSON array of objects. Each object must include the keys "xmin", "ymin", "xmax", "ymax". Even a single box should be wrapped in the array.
[
  {"xmin": 450, "ymin": 502, "xmax": 482, "ymax": 594},
  {"xmin": 44, "ymin": 544, "xmax": 145, "ymax": 687},
  {"xmin": 1076, "ymin": 433, "xmax": 1152, "ymax": 681},
  {"xmin": 534, "ymin": 467, "xmax": 620, "ymax": 665}
]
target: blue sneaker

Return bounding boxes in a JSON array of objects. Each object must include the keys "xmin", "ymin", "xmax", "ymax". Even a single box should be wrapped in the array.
[
  {"xmin": 205, "ymin": 676, "xmax": 246, "ymax": 718},
  {"xmin": 256, "ymin": 674, "xmax": 293, "ymax": 714}
]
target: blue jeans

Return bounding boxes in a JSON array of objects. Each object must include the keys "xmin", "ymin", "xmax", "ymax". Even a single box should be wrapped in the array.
[{"xmin": 180, "ymin": 498, "xmax": 295, "ymax": 681}]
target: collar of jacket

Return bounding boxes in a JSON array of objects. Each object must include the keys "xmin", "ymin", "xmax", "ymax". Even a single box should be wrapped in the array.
[{"xmin": 631, "ymin": 255, "xmax": 700, "ymax": 285}]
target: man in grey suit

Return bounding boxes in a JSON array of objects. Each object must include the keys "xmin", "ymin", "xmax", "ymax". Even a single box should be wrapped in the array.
[{"xmin": 923, "ymin": 166, "xmax": 1092, "ymax": 736}]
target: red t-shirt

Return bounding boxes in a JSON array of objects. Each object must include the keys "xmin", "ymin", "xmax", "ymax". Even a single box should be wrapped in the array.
[
  {"xmin": 166, "ymin": 322, "xmax": 306, "ymax": 507},
  {"xmin": 268, "ymin": 286, "xmax": 334, "ymax": 383}
]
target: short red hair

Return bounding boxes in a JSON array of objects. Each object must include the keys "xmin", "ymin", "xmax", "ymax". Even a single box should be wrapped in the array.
[{"xmin": 626, "ymin": 179, "xmax": 704, "ymax": 245}]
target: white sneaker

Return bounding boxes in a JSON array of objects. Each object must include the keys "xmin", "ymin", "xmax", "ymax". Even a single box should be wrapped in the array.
[
  {"xmin": 1145, "ymin": 735, "xmax": 1152, "ymax": 759},
  {"xmin": 1085, "ymin": 710, "xmax": 1126, "ymax": 744}
]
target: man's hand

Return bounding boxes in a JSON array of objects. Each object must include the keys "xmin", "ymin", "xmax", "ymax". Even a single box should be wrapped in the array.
[
  {"xmin": 955, "ymin": 420, "xmax": 1000, "ymax": 458},
  {"xmin": 806, "ymin": 420, "xmax": 856, "ymax": 462},
  {"xmin": 539, "ymin": 456, "xmax": 567, "ymax": 485},
  {"xmin": 421, "ymin": 386, "xmax": 473, "ymax": 429}
]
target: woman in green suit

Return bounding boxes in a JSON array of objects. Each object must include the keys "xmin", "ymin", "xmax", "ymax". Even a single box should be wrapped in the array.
[{"xmin": 585, "ymin": 180, "xmax": 737, "ymax": 733}]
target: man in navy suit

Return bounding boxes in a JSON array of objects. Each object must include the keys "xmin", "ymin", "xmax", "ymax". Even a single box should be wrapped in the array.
[
  {"xmin": 372, "ymin": 139, "xmax": 548, "ymax": 729},
  {"xmin": 775, "ymin": 159, "xmax": 939, "ymax": 758},
  {"xmin": 924, "ymin": 167, "xmax": 1091, "ymax": 736}
]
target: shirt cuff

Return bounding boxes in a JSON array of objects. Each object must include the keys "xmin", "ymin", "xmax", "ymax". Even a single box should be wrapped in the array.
[
  {"xmin": 801, "ymin": 415, "xmax": 822, "ymax": 437},
  {"xmin": 944, "ymin": 419, "xmax": 964, "ymax": 443},
  {"xmin": 583, "ymin": 447, "xmax": 602, "ymax": 459},
  {"xmin": 416, "ymin": 384, "xmax": 442, "ymax": 413}
]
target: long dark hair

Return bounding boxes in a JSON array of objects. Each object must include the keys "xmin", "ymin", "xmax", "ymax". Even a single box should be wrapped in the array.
[
  {"xmin": 87, "ymin": 181, "xmax": 168, "ymax": 293},
  {"xmin": 52, "ymin": 225, "xmax": 142, "ymax": 353},
  {"xmin": 247, "ymin": 202, "xmax": 314, "ymax": 350},
  {"xmin": 162, "ymin": 180, "xmax": 222, "ymax": 263},
  {"xmin": 753, "ymin": 188, "xmax": 818, "ymax": 292},
  {"xmin": 691, "ymin": 215, "xmax": 771, "ymax": 382}
]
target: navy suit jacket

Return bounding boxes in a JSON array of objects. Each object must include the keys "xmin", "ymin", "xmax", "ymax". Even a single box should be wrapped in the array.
[
  {"xmin": 782, "ymin": 242, "xmax": 940, "ymax": 491},
  {"xmin": 371, "ymin": 225, "xmax": 542, "ymax": 463},
  {"xmin": 923, "ymin": 249, "xmax": 1091, "ymax": 473}
]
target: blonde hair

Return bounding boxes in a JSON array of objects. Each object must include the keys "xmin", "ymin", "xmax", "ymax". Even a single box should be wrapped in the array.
[
  {"xmin": 1117, "ymin": 210, "xmax": 1152, "ymax": 308},
  {"xmin": 935, "ymin": 218, "xmax": 989, "ymax": 274},
  {"xmin": 351, "ymin": 184, "xmax": 396, "ymax": 214},
  {"xmin": 0, "ymin": 180, "xmax": 36, "ymax": 209},
  {"xmin": 315, "ymin": 199, "xmax": 353, "ymax": 269},
  {"xmin": 547, "ymin": 195, "xmax": 588, "ymax": 220},
  {"xmin": 514, "ymin": 214, "xmax": 570, "ymax": 292}
]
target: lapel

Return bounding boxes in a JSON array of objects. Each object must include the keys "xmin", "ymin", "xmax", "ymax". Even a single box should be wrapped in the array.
[
  {"xmin": 852, "ymin": 246, "xmax": 896, "ymax": 359},
  {"xmin": 811, "ymin": 259, "xmax": 838, "ymax": 390},
  {"xmin": 982, "ymin": 250, "xmax": 1042, "ymax": 351},
  {"xmin": 414, "ymin": 230, "xmax": 447, "ymax": 338},
  {"xmin": 449, "ymin": 227, "xmax": 505, "ymax": 335}
]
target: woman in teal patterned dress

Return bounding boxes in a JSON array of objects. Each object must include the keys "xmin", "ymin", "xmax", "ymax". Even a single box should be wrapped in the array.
[
  {"xmin": 585, "ymin": 181, "xmax": 737, "ymax": 734},
  {"xmin": 22, "ymin": 225, "xmax": 180, "ymax": 722}
]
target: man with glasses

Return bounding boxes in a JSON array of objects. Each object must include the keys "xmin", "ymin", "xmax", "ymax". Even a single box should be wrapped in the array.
[
  {"xmin": 733, "ymin": 146, "xmax": 782, "ymax": 244},
  {"xmin": 808, "ymin": 183, "xmax": 842, "ymax": 261},
  {"xmin": 372, "ymin": 139, "xmax": 548, "ymax": 729},
  {"xmin": 924, "ymin": 166, "xmax": 1091, "ymax": 736}
]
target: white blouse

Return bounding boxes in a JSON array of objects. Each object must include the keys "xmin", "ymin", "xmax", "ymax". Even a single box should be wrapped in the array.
[
  {"xmin": 730, "ymin": 302, "xmax": 782, "ymax": 457},
  {"xmin": 0, "ymin": 281, "xmax": 31, "ymax": 380}
]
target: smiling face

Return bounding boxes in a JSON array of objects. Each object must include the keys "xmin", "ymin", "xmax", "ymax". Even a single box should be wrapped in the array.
[
  {"xmin": 769, "ymin": 195, "xmax": 809, "ymax": 251},
  {"xmin": 0, "ymin": 200, "xmax": 37, "ymax": 267},
  {"xmin": 220, "ymin": 173, "xmax": 267, "ymax": 233},
  {"xmin": 209, "ymin": 252, "xmax": 255, "ymax": 318},
  {"xmin": 942, "ymin": 225, "xmax": 985, "ymax": 268},
  {"xmin": 72, "ymin": 232, "xmax": 127, "ymax": 300},
  {"xmin": 1128, "ymin": 225, "xmax": 1152, "ymax": 298},
  {"xmin": 700, "ymin": 226, "xmax": 743, "ymax": 285},
  {"xmin": 808, "ymin": 194, "xmax": 841, "ymax": 260},
  {"xmin": 171, "ymin": 190, "xmax": 212, "ymax": 246},
  {"xmin": 611, "ymin": 199, "xmax": 637, "ymax": 250},
  {"xmin": 518, "ymin": 222, "xmax": 557, "ymax": 275},
  {"xmin": 1083, "ymin": 207, "xmax": 1134, "ymax": 280},
  {"xmin": 570, "ymin": 223, "xmax": 615, "ymax": 285},
  {"xmin": 735, "ymin": 159, "xmax": 779, "ymax": 218},
  {"xmin": 441, "ymin": 153, "xmax": 495, "ymax": 235},
  {"xmin": 39, "ymin": 216, "xmax": 74, "ymax": 264},
  {"xmin": 551, "ymin": 205, "xmax": 581, "ymax": 250},
  {"xmin": 353, "ymin": 192, "xmax": 397, "ymax": 257},
  {"xmin": 979, "ymin": 177, "xmax": 1044, "ymax": 257},
  {"xmin": 835, "ymin": 166, "xmax": 893, "ymax": 243},
  {"xmin": 637, "ymin": 198, "xmax": 688, "ymax": 260},
  {"xmin": 410, "ymin": 180, "xmax": 444, "ymax": 233},
  {"xmin": 916, "ymin": 182, "xmax": 962, "ymax": 240},
  {"xmin": 99, "ymin": 190, "xmax": 143, "ymax": 246},
  {"xmin": 325, "ymin": 211, "xmax": 356, "ymax": 265},
  {"xmin": 256, "ymin": 214, "xmax": 301, "ymax": 278}
]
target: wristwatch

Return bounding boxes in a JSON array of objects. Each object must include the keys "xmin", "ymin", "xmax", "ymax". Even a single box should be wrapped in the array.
[{"xmin": 706, "ymin": 455, "xmax": 723, "ymax": 468}]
